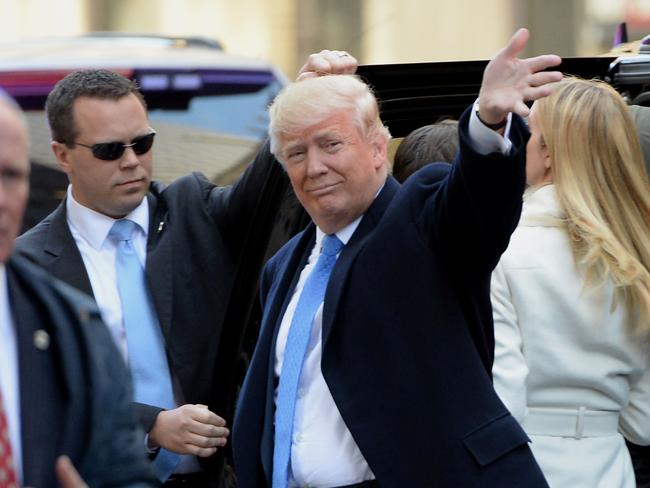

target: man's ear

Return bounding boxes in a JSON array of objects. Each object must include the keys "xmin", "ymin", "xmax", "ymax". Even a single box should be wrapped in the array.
[
  {"xmin": 372, "ymin": 136, "xmax": 388, "ymax": 169},
  {"xmin": 51, "ymin": 141, "xmax": 73, "ymax": 175}
]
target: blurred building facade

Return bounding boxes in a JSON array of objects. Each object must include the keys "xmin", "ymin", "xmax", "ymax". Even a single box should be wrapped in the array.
[{"xmin": 0, "ymin": 0, "xmax": 648, "ymax": 76}]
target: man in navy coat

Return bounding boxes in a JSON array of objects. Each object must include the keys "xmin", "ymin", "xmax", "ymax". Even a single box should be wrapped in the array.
[
  {"xmin": 0, "ymin": 92, "xmax": 155, "ymax": 486},
  {"xmin": 233, "ymin": 29, "xmax": 561, "ymax": 487}
]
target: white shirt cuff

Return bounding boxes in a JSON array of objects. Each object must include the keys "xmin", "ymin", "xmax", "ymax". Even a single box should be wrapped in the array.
[
  {"xmin": 144, "ymin": 433, "xmax": 159, "ymax": 454},
  {"xmin": 468, "ymin": 99, "xmax": 513, "ymax": 155}
]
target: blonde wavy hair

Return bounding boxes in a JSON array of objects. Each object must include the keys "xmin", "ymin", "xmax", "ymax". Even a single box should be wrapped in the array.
[{"xmin": 534, "ymin": 77, "xmax": 650, "ymax": 331}]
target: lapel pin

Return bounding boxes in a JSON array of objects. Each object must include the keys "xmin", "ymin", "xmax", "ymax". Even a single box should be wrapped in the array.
[
  {"xmin": 33, "ymin": 330, "xmax": 50, "ymax": 350},
  {"xmin": 158, "ymin": 221, "xmax": 165, "ymax": 233},
  {"xmin": 78, "ymin": 307, "xmax": 90, "ymax": 323}
]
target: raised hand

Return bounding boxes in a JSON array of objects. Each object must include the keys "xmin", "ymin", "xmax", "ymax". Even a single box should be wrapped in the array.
[
  {"xmin": 478, "ymin": 28, "xmax": 562, "ymax": 125},
  {"xmin": 296, "ymin": 50, "xmax": 358, "ymax": 81}
]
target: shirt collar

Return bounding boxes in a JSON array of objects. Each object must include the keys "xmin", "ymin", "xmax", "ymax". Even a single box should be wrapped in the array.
[
  {"xmin": 65, "ymin": 185, "xmax": 150, "ymax": 250},
  {"xmin": 313, "ymin": 181, "xmax": 384, "ymax": 251},
  {"xmin": 315, "ymin": 215, "xmax": 362, "ymax": 252}
]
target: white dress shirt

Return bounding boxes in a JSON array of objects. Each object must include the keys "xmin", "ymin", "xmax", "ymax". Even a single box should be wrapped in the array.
[
  {"xmin": 272, "ymin": 106, "xmax": 510, "ymax": 487},
  {"xmin": 66, "ymin": 186, "xmax": 149, "ymax": 362},
  {"xmin": 274, "ymin": 217, "xmax": 371, "ymax": 488},
  {"xmin": 66, "ymin": 186, "xmax": 200, "ymax": 473},
  {"xmin": 0, "ymin": 264, "xmax": 22, "ymax": 484}
]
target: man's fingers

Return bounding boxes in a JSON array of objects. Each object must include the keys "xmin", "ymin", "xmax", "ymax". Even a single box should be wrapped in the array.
[
  {"xmin": 525, "ymin": 54, "xmax": 562, "ymax": 74},
  {"xmin": 190, "ymin": 445, "xmax": 219, "ymax": 458},
  {"xmin": 56, "ymin": 456, "xmax": 88, "ymax": 488},
  {"xmin": 502, "ymin": 28, "xmax": 530, "ymax": 59},
  {"xmin": 528, "ymin": 71, "xmax": 563, "ymax": 88},
  {"xmin": 186, "ymin": 432, "xmax": 228, "ymax": 448},
  {"xmin": 188, "ymin": 420, "xmax": 230, "ymax": 438},
  {"xmin": 296, "ymin": 50, "xmax": 358, "ymax": 80},
  {"xmin": 182, "ymin": 432, "xmax": 228, "ymax": 457},
  {"xmin": 298, "ymin": 52, "xmax": 332, "ymax": 77},
  {"xmin": 523, "ymin": 85, "xmax": 557, "ymax": 103},
  {"xmin": 512, "ymin": 100, "xmax": 531, "ymax": 118},
  {"xmin": 190, "ymin": 407, "xmax": 226, "ymax": 427}
]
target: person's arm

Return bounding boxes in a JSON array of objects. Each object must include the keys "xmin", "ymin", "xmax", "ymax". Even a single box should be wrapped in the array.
[
  {"xmin": 619, "ymin": 353, "xmax": 650, "ymax": 445},
  {"xmin": 490, "ymin": 262, "xmax": 529, "ymax": 422},
  {"xmin": 76, "ymin": 311, "xmax": 159, "ymax": 486},
  {"xmin": 419, "ymin": 28, "xmax": 561, "ymax": 275}
]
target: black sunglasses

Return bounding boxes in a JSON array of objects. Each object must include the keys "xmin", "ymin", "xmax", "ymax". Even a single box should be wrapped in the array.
[{"xmin": 72, "ymin": 131, "xmax": 156, "ymax": 161}]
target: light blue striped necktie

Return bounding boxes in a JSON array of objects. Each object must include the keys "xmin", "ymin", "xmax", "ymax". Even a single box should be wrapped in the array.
[
  {"xmin": 109, "ymin": 219, "xmax": 180, "ymax": 481},
  {"xmin": 272, "ymin": 234, "xmax": 344, "ymax": 488}
]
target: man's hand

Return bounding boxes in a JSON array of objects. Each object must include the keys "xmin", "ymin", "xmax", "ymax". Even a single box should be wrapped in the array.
[
  {"xmin": 56, "ymin": 456, "xmax": 89, "ymax": 488},
  {"xmin": 296, "ymin": 50, "xmax": 358, "ymax": 81},
  {"xmin": 148, "ymin": 404, "xmax": 229, "ymax": 457},
  {"xmin": 478, "ymin": 28, "xmax": 562, "ymax": 125}
]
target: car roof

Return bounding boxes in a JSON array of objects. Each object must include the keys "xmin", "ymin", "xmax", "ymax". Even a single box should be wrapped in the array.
[
  {"xmin": 0, "ymin": 33, "xmax": 274, "ymax": 70},
  {"xmin": 0, "ymin": 33, "xmax": 288, "ymax": 110}
]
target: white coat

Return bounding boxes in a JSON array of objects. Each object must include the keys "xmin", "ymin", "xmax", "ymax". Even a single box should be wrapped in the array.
[{"xmin": 491, "ymin": 184, "xmax": 650, "ymax": 488}]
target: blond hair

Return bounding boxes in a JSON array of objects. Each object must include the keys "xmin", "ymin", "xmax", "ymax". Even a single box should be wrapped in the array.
[
  {"xmin": 535, "ymin": 77, "xmax": 650, "ymax": 331},
  {"xmin": 268, "ymin": 74, "xmax": 390, "ymax": 164}
]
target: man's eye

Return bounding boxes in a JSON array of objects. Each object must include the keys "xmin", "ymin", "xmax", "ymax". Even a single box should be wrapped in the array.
[
  {"xmin": 287, "ymin": 150, "xmax": 305, "ymax": 162},
  {"xmin": 324, "ymin": 141, "xmax": 342, "ymax": 151},
  {"xmin": 2, "ymin": 169, "xmax": 23, "ymax": 180}
]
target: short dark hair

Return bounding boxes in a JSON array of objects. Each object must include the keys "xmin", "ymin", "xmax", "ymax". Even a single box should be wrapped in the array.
[
  {"xmin": 392, "ymin": 119, "xmax": 459, "ymax": 183},
  {"xmin": 46, "ymin": 69, "xmax": 147, "ymax": 145}
]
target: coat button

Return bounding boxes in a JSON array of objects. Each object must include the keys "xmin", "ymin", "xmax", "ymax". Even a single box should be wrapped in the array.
[{"xmin": 33, "ymin": 330, "xmax": 50, "ymax": 350}]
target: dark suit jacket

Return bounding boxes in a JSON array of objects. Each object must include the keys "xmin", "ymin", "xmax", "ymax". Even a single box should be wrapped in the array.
[
  {"xmin": 6, "ymin": 255, "xmax": 156, "ymax": 488},
  {"xmin": 233, "ymin": 109, "xmax": 549, "ymax": 487},
  {"xmin": 15, "ymin": 142, "xmax": 285, "ymax": 481}
]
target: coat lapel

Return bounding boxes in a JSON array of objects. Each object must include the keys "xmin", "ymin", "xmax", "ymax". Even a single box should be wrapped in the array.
[
  {"xmin": 259, "ymin": 229, "xmax": 315, "ymax": 481},
  {"xmin": 8, "ymin": 261, "xmax": 66, "ymax": 487},
  {"xmin": 321, "ymin": 177, "xmax": 400, "ymax": 348},
  {"xmin": 144, "ymin": 189, "xmax": 173, "ymax": 339},
  {"xmin": 42, "ymin": 202, "xmax": 94, "ymax": 297}
]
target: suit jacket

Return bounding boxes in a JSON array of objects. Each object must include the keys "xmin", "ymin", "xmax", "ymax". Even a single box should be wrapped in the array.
[
  {"xmin": 15, "ymin": 142, "xmax": 285, "ymax": 481},
  {"xmin": 233, "ymin": 108, "xmax": 549, "ymax": 487},
  {"xmin": 6, "ymin": 254, "xmax": 156, "ymax": 488}
]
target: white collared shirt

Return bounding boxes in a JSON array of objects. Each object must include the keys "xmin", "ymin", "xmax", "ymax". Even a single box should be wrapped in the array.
[
  {"xmin": 66, "ymin": 186, "xmax": 200, "ymax": 473},
  {"xmin": 274, "ymin": 216, "xmax": 375, "ymax": 488},
  {"xmin": 66, "ymin": 186, "xmax": 149, "ymax": 362},
  {"xmin": 0, "ymin": 264, "xmax": 22, "ymax": 484}
]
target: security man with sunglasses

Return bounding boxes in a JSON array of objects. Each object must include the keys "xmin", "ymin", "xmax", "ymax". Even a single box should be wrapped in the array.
[{"xmin": 15, "ymin": 68, "xmax": 289, "ymax": 487}]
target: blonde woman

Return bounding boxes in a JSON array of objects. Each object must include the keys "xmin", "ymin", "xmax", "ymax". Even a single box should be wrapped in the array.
[{"xmin": 491, "ymin": 77, "xmax": 650, "ymax": 488}]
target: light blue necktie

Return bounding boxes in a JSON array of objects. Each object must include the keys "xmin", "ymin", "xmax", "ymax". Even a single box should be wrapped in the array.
[
  {"xmin": 110, "ymin": 219, "xmax": 180, "ymax": 481},
  {"xmin": 272, "ymin": 234, "xmax": 344, "ymax": 488}
]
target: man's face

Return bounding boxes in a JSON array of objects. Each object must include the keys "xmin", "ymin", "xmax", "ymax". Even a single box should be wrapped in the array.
[
  {"xmin": 0, "ymin": 107, "xmax": 29, "ymax": 263},
  {"xmin": 53, "ymin": 94, "xmax": 153, "ymax": 218},
  {"xmin": 280, "ymin": 110, "xmax": 387, "ymax": 234}
]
